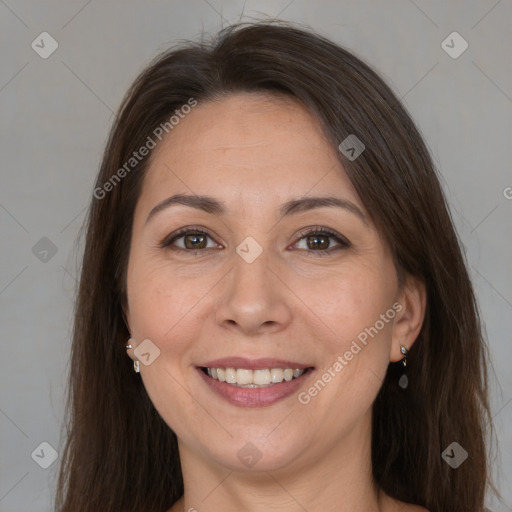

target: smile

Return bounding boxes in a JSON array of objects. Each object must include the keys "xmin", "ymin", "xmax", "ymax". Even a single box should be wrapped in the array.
[
  {"xmin": 202, "ymin": 367, "xmax": 308, "ymax": 387},
  {"xmin": 196, "ymin": 360, "xmax": 315, "ymax": 407}
]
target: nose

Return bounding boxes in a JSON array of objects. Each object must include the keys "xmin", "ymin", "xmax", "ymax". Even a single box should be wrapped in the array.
[{"xmin": 214, "ymin": 249, "xmax": 293, "ymax": 337}]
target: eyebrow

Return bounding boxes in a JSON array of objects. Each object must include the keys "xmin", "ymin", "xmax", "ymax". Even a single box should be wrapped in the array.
[
  {"xmin": 145, "ymin": 194, "xmax": 225, "ymax": 225},
  {"xmin": 145, "ymin": 193, "xmax": 367, "ymax": 225}
]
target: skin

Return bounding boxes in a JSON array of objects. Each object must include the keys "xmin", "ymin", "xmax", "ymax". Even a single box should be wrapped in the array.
[{"xmin": 124, "ymin": 93, "xmax": 427, "ymax": 512}]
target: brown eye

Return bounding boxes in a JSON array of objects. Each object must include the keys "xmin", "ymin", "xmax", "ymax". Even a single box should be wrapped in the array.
[
  {"xmin": 306, "ymin": 234, "xmax": 331, "ymax": 250},
  {"xmin": 161, "ymin": 228, "xmax": 220, "ymax": 252},
  {"xmin": 292, "ymin": 227, "xmax": 350, "ymax": 256},
  {"xmin": 183, "ymin": 233, "xmax": 207, "ymax": 249}
]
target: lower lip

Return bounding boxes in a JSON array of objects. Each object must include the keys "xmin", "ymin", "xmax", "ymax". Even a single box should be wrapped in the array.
[{"xmin": 197, "ymin": 368, "xmax": 314, "ymax": 407}]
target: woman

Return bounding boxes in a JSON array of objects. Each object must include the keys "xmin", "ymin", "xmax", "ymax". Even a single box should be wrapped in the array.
[{"xmin": 55, "ymin": 22, "xmax": 493, "ymax": 512}]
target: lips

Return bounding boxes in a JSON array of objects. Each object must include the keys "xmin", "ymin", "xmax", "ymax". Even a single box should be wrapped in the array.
[{"xmin": 196, "ymin": 357, "xmax": 315, "ymax": 407}]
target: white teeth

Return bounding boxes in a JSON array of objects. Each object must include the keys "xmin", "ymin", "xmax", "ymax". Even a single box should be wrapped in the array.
[
  {"xmin": 204, "ymin": 367, "xmax": 307, "ymax": 387},
  {"xmin": 253, "ymin": 369, "xmax": 271, "ymax": 385},
  {"xmin": 236, "ymin": 368, "xmax": 253, "ymax": 385},
  {"xmin": 225, "ymin": 368, "xmax": 237, "ymax": 384},
  {"xmin": 270, "ymin": 368, "xmax": 284, "ymax": 383}
]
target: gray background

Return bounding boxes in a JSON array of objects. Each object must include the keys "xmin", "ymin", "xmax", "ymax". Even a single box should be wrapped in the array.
[{"xmin": 0, "ymin": 1, "xmax": 511, "ymax": 511}]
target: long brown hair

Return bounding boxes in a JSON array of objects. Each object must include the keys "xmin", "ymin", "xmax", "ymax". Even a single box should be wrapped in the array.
[{"xmin": 55, "ymin": 21, "xmax": 493, "ymax": 512}]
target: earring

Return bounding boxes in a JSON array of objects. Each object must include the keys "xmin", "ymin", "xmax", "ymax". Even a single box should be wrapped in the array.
[
  {"xmin": 398, "ymin": 345, "xmax": 409, "ymax": 389},
  {"xmin": 400, "ymin": 345, "xmax": 409, "ymax": 367},
  {"xmin": 125, "ymin": 337, "xmax": 135, "ymax": 350},
  {"xmin": 126, "ymin": 338, "xmax": 139, "ymax": 373}
]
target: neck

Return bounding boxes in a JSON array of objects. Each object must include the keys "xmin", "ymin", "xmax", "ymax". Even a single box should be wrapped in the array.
[{"xmin": 174, "ymin": 413, "xmax": 389, "ymax": 512}]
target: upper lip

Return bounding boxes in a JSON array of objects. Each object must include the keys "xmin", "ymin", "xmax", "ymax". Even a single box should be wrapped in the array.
[{"xmin": 198, "ymin": 357, "xmax": 313, "ymax": 370}]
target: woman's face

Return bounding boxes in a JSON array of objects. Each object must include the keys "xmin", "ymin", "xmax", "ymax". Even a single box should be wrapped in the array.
[{"xmin": 125, "ymin": 93, "xmax": 415, "ymax": 473}]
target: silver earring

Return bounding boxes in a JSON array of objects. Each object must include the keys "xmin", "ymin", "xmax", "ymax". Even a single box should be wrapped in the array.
[
  {"xmin": 400, "ymin": 345, "xmax": 409, "ymax": 367},
  {"xmin": 398, "ymin": 345, "xmax": 409, "ymax": 389},
  {"xmin": 126, "ymin": 338, "xmax": 139, "ymax": 373}
]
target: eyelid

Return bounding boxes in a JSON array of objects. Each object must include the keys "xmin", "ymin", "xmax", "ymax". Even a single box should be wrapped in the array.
[
  {"xmin": 159, "ymin": 225, "xmax": 223, "ymax": 250},
  {"xmin": 291, "ymin": 225, "xmax": 351, "ymax": 249}
]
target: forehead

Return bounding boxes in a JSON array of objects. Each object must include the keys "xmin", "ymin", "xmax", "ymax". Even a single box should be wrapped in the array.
[{"xmin": 137, "ymin": 92, "xmax": 362, "ymax": 215}]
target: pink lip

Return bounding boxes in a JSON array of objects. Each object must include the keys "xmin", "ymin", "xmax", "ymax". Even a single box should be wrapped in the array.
[
  {"xmin": 198, "ymin": 357, "xmax": 311, "ymax": 370},
  {"xmin": 196, "ymin": 366, "xmax": 315, "ymax": 408}
]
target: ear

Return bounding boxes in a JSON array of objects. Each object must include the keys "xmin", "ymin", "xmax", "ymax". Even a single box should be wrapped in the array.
[{"xmin": 390, "ymin": 274, "xmax": 426, "ymax": 363}]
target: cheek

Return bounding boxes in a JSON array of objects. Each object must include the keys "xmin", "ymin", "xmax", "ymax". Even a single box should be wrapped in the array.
[
  {"xmin": 298, "ymin": 263, "xmax": 396, "ymax": 346},
  {"xmin": 126, "ymin": 261, "xmax": 208, "ymax": 428},
  {"xmin": 295, "ymin": 262, "xmax": 397, "ymax": 412},
  {"xmin": 127, "ymin": 256, "xmax": 211, "ymax": 340},
  {"xmin": 297, "ymin": 279, "xmax": 396, "ymax": 436}
]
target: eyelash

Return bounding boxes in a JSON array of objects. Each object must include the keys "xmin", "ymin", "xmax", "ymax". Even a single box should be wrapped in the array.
[
  {"xmin": 293, "ymin": 226, "xmax": 350, "ymax": 256},
  {"xmin": 159, "ymin": 225, "xmax": 350, "ymax": 257}
]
